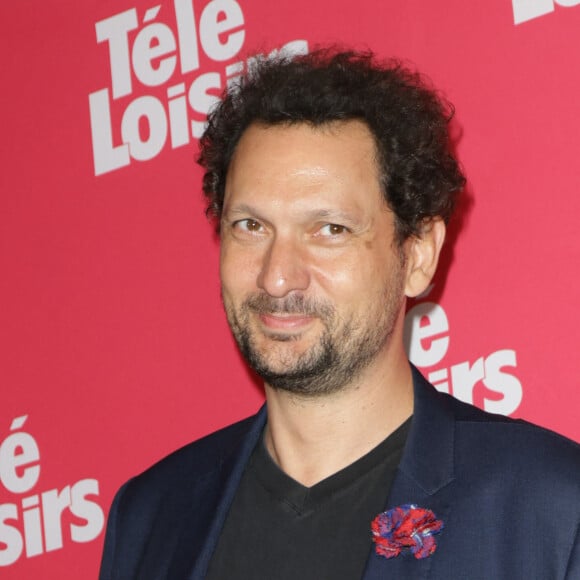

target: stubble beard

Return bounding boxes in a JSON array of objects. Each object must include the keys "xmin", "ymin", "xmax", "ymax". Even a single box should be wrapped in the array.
[{"xmin": 224, "ymin": 281, "xmax": 404, "ymax": 398}]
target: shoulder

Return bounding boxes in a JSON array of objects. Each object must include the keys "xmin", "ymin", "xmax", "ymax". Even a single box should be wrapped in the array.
[
  {"xmin": 99, "ymin": 410, "xmax": 265, "ymax": 578},
  {"xmin": 121, "ymin": 410, "xmax": 263, "ymax": 500},
  {"xmin": 440, "ymin": 390, "xmax": 580, "ymax": 483}
]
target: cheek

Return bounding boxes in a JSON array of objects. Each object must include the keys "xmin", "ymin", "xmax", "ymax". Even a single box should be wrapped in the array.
[
  {"xmin": 312, "ymin": 247, "xmax": 402, "ymax": 308},
  {"xmin": 311, "ymin": 248, "xmax": 379, "ymax": 290},
  {"xmin": 220, "ymin": 244, "xmax": 261, "ymax": 296},
  {"xmin": 310, "ymin": 262, "xmax": 371, "ymax": 315},
  {"xmin": 318, "ymin": 264, "xmax": 359, "ymax": 290}
]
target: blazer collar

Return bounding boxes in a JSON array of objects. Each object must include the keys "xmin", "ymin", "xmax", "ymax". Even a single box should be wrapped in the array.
[
  {"xmin": 362, "ymin": 366, "xmax": 456, "ymax": 579},
  {"xmin": 190, "ymin": 366, "xmax": 456, "ymax": 579},
  {"xmin": 397, "ymin": 365, "xmax": 455, "ymax": 496},
  {"xmin": 188, "ymin": 405, "xmax": 267, "ymax": 580}
]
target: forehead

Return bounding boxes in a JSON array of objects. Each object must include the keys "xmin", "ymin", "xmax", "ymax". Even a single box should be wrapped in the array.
[
  {"xmin": 230, "ymin": 119, "xmax": 379, "ymax": 169},
  {"xmin": 224, "ymin": 120, "xmax": 384, "ymax": 211}
]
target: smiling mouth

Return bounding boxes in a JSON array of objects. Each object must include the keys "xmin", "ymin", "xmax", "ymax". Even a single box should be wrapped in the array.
[{"xmin": 258, "ymin": 312, "xmax": 316, "ymax": 333}]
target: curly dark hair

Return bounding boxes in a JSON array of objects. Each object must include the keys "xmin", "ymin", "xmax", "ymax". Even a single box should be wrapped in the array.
[{"xmin": 198, "ymin": 48, "xmax": 465, "ymax": 242}]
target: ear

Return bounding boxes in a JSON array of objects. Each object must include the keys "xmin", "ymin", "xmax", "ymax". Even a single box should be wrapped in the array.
[{"xmin": 404, "ymin": 218, "xmax": 446, "ymax": 298}]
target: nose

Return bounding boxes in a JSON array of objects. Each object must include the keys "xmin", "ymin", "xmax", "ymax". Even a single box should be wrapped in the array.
[{"xmin": 257, "ymin": 235, "xmax": 310, "ymax": 298}]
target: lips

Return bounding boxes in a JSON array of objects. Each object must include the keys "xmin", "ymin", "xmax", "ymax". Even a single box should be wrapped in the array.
[{"xmin": 258, "ymin": 312, "xmax": 315, "ymax": 331}]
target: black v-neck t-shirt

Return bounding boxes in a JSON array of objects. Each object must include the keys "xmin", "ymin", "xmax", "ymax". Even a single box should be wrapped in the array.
[{"xmin": 207, "ymin": 417, "xmax": 411, "ymax": 580}]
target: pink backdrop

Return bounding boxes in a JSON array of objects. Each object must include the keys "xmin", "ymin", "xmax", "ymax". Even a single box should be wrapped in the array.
[{"xmin": 2, "ymin": 1, "xmax": 580, "ymax": 577}]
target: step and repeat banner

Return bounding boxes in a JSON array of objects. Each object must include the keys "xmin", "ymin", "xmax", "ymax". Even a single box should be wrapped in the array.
[{"xmin": 2, "ymin": 1, "xmax": 580, "ymax": 577}]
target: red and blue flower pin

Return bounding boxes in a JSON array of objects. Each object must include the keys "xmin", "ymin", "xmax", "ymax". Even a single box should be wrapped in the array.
[{"xmin": 371, "ymin": 504, "xmax": 444, "ymax": 560}]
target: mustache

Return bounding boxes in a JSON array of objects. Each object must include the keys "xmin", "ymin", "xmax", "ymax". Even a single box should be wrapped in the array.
[{"xmin": 244, "ymin": 293, "xmax": 334, "ymax": 319}]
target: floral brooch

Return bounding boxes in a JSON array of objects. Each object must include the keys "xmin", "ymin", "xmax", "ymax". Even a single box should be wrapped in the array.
[{"xmin": 371, "ymin": 504, "xmax": 444, "ymax": 560}]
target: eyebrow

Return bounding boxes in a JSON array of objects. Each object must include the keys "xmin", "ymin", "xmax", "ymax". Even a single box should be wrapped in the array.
[
  {"xmin": 304, "ymin": 209, "xmax": 356, "ymax": 222},
  {"xmin": 223, "ymin": 204, "xmax": 360, "ymax": 227},
  {"xmin": 223, "ymin": 203, "xmax": 258, "ymax": 217}
]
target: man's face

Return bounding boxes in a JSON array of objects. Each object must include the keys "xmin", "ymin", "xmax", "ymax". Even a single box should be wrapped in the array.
[{"xmin": 219, "ymin": 120, "xmax": 409, "ymax": 396}]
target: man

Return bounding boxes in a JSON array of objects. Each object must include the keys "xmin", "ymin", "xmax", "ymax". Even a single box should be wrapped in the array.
[{"xmin": 99, "ymin": 50, "xmax": 580, "ymax": 579}]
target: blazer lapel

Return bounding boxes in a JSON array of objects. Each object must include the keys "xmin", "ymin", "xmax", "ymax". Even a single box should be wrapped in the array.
[
  {"xmin": 362, "ymin": 367, "xmax": 456, "ymax": 580},
  {"xmin": 173, "ymin": 367, "xmax": 455, "ymax": 580},
  {"xmin": 175, "ymin": 406, "xmax": 267, "ymax": 580}
]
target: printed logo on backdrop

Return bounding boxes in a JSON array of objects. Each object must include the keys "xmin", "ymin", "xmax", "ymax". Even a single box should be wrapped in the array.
[
  {"xmin": 89, "ymin": 0, "xmax": 308, "ymax": 176},
  {"xmin": 513, "ymin": 0, "xmax": 580, "ymax": 24},
  {"xmin": 0, "ymin": 416, "xmax": 104, "ymax": 567},
  {"xmin": 404, "ymin": 286, "xmax": 523, "ymax": 415}
]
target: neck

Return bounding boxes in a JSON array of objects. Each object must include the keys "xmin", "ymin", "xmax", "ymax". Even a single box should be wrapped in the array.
[{"xmin": 263, "ymin": 348, "xmax": 413, "ymax": 487}]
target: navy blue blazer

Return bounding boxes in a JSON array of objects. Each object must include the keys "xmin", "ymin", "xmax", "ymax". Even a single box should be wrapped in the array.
[{"xmin": 100, "ymin": 368, "xmax": 580, "ymax": 579}]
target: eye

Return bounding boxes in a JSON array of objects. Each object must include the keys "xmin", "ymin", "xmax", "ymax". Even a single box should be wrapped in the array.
[
  {"xmin": 318, "ymin": 223, "xmax": 349, "ymax": 237},
  {"xmin": 232, "ymin": 218, "xmax": 264, "ymax": 234}
]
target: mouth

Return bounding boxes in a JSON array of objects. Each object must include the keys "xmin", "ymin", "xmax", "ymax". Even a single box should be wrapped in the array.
[{"xmin": 258, "ymin": 312, "xmax": 316, "ymax": 333}]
